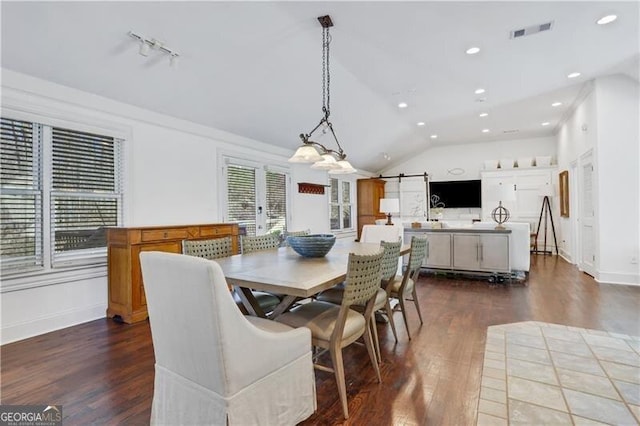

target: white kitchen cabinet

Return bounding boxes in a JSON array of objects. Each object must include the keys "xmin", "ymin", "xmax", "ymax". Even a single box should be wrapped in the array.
[
  {"xmin": 404, "ymin": 228, "xmax": 510, "ymax": 274},
  {"xmin": 424, "ymin": 233, "xmax": 452, "ymax": 269},
  {"xmin": 452, "ymin": 234, "xmax": 510, "ymax": 272},
  {"xmin": 481, "ymin": 167, "xmax": 556, "ymax": 222}
]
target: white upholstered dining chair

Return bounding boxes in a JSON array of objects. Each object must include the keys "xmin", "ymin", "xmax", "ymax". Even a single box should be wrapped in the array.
[
  {"xmin": 360, "ymin": 224, "xmax": 403, "ymax": 244},
  {"xmin": 139, "ymin": 251, "xmax": 316, "ymax": 425}
]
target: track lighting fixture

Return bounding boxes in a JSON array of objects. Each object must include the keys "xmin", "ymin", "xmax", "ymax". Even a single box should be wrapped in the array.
[{"xmin": 128, "ymin": 31, "xmax": 180, "ymax": 67}]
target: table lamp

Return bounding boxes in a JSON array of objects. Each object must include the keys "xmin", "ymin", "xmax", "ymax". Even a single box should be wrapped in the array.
[{"xmin": 379, "ymin": 198, "xmax": 400, "ymax": 226}]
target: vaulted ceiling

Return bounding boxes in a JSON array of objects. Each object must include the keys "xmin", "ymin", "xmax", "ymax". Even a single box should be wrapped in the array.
[{"xmin": 2, "ymin": 2, "xmax": 638, "ymax": 172}]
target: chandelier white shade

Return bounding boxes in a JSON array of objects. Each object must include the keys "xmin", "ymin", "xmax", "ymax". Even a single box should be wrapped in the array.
[
  {"xmin": 311, "ymin": 154, "xmax": 339, "ymax": 170},
  {"xmin": 328, "ymin": 159, "xmax": 356, "ymax": 174},
  {"xmin": 289, "ymin": 145, "xmax": 323, "ymax": 163}
]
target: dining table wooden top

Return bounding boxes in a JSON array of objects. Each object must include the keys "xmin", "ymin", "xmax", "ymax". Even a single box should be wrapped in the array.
[{"xmin": 215, "ymin": 239, "xmax": 410, "ymax": 298}]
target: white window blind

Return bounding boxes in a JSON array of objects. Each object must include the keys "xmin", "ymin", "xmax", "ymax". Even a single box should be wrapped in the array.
[
  {"xmin": 265, "ymin": 170, "xmax": 287, "ymax": 235},
  {"xmin": 50, "ymin": 127, "xmax": 121, "ymax": 264},
  {"xmin": 226, "ymin": 164, "xmax": 257, "ymax": 236},
  {"xmin": 0, "ymin": 118, "xmax": 43, "ymax": 271},
  {"xmin": 0, "ymin": 115, "xmax": 123, "ymax": 276}
]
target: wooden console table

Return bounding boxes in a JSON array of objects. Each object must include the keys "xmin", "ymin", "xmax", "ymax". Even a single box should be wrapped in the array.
[{"xmin": 107, "ymin": 223, "xmax": 239, "ymax": 323}]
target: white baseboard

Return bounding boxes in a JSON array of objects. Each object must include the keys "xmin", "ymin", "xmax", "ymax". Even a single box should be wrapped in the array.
[
  {"xmin": 1, "ymin": 303, "xmax": 106, "ymax": 345},
  {"xmin": 558, "ymin": 248, "xmax": 574, "ymax": 264},
  {"xmin": 595, "ymin": 270, "xmax": 640, "ymax": 286}
]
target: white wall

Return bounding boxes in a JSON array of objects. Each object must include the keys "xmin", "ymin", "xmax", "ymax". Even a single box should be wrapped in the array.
[
  {"xmin": 380, "ymin": 136, "xmax": 557, "ymax": 221},
  {"xmin": 594, "ymin": 75, "xmax": 639, "ymax": 285},
  {"xmin": 556, "ymin": 75, "xmax": 640, "ymax": 286},
  {"xmin": 556, "ymin": 85, "xmax": 598, "ymax": 261},
  {"xmin": 383, "ymin": 136, "xmax": 556, "ymax": 181},
  {"xmin": 0, "ymin": 70, "xmax": 339, "ymax": 343}
]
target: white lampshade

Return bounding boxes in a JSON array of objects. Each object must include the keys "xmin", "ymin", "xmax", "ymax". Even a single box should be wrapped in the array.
[
  {"xmin": 311, "ymin": 154, "xmax": 339, "ymax": 170},
  {"xmin": 539, "ymin": 183, "xmax": 555, "ymax": 197},
  {"xmin": 379, "ymin": 198, "xmax": 400, "ymax": 213},
  {"xmin": 328, "ymin": 159, "xmax": 357, "ymax": 174},
  {"xmin": 288, "ymin": 145, "xmax": 323, "ymax": 163}
]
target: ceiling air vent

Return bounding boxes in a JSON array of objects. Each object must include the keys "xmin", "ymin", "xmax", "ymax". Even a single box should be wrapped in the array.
[
  {"xmin": 510, "ymin": 21, "xmax": 554, "ymax": 39},
  {"xmin": 503, "ymin": 129, "xmax": 520, "ymax": 134}
]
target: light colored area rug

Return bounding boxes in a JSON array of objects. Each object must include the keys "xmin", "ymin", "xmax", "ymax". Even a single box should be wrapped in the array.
[{"xmin": 477, "ymin": 321, "xmax": 640, "ymax": 425}]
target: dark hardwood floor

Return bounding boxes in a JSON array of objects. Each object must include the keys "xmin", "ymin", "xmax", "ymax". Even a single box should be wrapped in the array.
[{"xmin": 2, "ymin": 255, "xmax": 639, "ymax": 425}]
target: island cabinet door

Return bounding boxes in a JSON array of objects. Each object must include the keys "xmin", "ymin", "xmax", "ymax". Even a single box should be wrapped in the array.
[
  {"xmin": 479, "ymin": 234, "xmax": 510, "ymax": 272},
  {"xmin": 452, "ymin": 234, "xmax": 481, "ymax": 271},
  {"xmin": 424, "ymin": 233, "xmax": 452, "ymax": 269}
]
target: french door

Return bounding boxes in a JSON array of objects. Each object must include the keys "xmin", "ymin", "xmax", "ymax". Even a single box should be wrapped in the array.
[{"xmin": 223, "ymin": 158, "xmax": 289, "ymax": 237}]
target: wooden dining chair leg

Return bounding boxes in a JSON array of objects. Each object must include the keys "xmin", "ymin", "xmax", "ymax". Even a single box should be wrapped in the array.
[
  {"xmin": 398, "ymin": 295, "xmax": 412, "ymax": 340},
  {"xmin": 363, "ymin": 326, "xmax": 382, "ymax": 383},
  {"xmin": 369, "ymin": 316, "xmax": 381, "ymax": 364},
  {"xmin": 412, "ymin": 287, "xmax": 424, "ymax": 325},
  {"xmin": 384, "ymin": 299, "xmax": 399, "ymax": 342},
  {"xmin": 330, "ymin": 344, "xmax": 349, "ymax": 419}
]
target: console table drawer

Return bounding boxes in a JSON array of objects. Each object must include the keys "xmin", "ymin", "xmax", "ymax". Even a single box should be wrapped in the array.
[
  {"xmin": 201, "ymin": 225, "xmax": 234, "ymax": 237},
  {"xmin": 141, "ymin": 229, "xmax": 189, "ymax": 242}
]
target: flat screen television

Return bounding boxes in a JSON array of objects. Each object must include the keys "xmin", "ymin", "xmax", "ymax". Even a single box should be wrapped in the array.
[{"xmin": 429, "ymin": 180, "xmax": 482, "ymax": 208}]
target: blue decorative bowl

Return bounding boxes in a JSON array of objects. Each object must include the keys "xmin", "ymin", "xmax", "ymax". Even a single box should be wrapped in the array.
[{"xmin": 287, "ymin": 234, "xmax": 336, "ymax": 257}]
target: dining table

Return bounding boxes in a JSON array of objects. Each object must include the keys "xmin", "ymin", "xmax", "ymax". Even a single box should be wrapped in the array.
[{"xmin": 215, "ymin": 239, "xmax": 411, "ymax": 318}]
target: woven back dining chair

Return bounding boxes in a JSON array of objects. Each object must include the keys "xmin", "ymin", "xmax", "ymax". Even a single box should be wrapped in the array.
[
  {"xmin": 182, "ymin": 237, "xmax": 280, "ymax": 314},
  {"xmin": 182, "ymin": 237, "xmax": 232, "ymax": 260},
  {"xmin": 241, "ymin": 234, "xmax": 280, "ymax": 254},
  {"xmin": 387, "ymin": 236, "xmax": 427, "ymax": 340},
  {"xmin": 276, "ymin": 250, "xmax": 384, "ymax": 419},
  {"xmin": 316, "ymin": 240, "xmax": 402, "ymax": 362}
]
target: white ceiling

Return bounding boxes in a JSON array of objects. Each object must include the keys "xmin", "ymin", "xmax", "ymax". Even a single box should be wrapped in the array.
[{"xmin": 2, "ymin": 2, "xmax": 638, "ymax": 172}]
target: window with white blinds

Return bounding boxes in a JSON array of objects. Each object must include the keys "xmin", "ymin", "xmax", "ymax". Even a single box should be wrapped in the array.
[
  {"xmin": 0, "ymin": 116, "xmax": 123, "ymax": 274},
  {"xmin": 51, "ymin": 127, "xmax": 121, "ymax": 264},
  {"xmin": 330, "ymin": 178, "xmax": 353, "ymax": 231},
  {"xmin": 0, "ymin": 118, "xmax": 43, "ymax": 271},
  {"xmin": 226, "ymin": 164, "xmax": 257, "ymax": 236},
  {"xmin": 265, "ymin": 170, "xmax": 287, "ymax": 235},
  {"xmin": 224, "ymin": 159, "xmax": 289, "ymax": 238}
]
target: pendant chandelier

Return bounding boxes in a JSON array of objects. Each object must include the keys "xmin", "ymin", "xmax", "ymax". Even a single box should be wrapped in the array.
[{"xmin": 288, "ymin": 15, "xmax": 356, "ymax": 174}]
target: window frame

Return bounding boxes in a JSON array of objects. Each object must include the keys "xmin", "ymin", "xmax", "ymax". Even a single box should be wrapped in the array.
[
  {"xmin": 329, "ymin": 177, "xmax": 355, "ymax": 233},
  {"xmin": 0, "ymin": 106, "xmax": 129, "ymax": 292}
]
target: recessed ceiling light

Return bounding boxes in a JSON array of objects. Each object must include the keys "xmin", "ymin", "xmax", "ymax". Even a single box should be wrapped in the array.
[
  {"xmin": 466, "ymin": 47, "xmax": 480, "ymax": 55},
  {"xmin": 567, "ymin": 72, "xmax": 581, "ymax": 79},
  {"xmin": 482, "ymin": 129, "xmax": 490, "ymax": 133},
  {"xmin": 479, "ymin": 112, "xmax": 489, "ymax": 117},
  {"xmin": 551, "ymin": 102, "xmax": 563, "ymax": 107},
  {"xmin": 430, "ymin": 134, "xmax": 438, "ymax": 139},
  {"xmin": 417, "ymin": 122, "xmax": 426, "ymax": 126},
  {"xmin": 597, "ymin": 15, "xmax": 617, "ymax": 25},
  {"xmin": 475, "ymin": 88, "xmax": 486, "ymax": 94},
  {"xmin": 398, "ymin": 102, "xmax": 408, "ymax": 108},
  {"xmin": 541, "ymin": 122, "xmax": 551, "ymax": 126}
]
